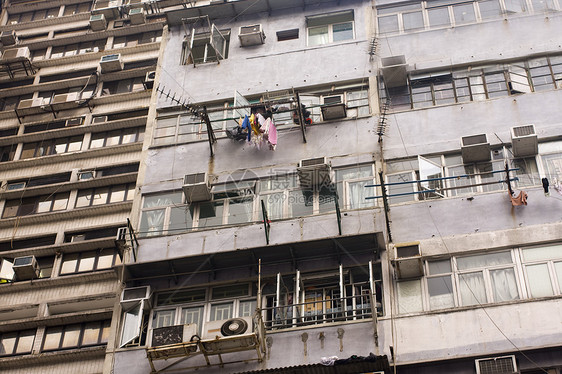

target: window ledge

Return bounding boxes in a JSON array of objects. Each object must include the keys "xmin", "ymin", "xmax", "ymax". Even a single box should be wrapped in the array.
[
  {"xmin": 95, "ymin": 89, "xmax": 152, "ymax": 105},
  {"xmin": 247, "ymin": 39, "xmax": 367, "ymax": 60},
  {"xmin": 0, "ymin": 345, "xmax": 106, "ymax": 369},
  {"xmin": 0, "ymin": 200, "xmax": 133, "ymax": 228},
  {"xmin": 0, "ymin": 142, "xmax": 143, "ymax": 172},
  {"xmin": 0, "ymin": 269, "xmax": 118, "ymax": 292},
  {"xmin": 0, "ymin": 13, "xmax": 90, "ymax": 32}
]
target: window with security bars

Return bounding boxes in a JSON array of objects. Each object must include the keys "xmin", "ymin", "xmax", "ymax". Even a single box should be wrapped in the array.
[{"xmin": 476, "ymin": 355, "xmax": 517, "ymax": 374}]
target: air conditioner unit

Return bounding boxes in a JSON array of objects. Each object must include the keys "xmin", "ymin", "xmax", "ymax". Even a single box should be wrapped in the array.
[
  {"xmin": 116, "ymin": 226, "xmax": 127, "ymax": 243},
  {"xmin": 129, "ymin": 8, "xmax": 146, "ymax": 25},
  {"xmin": 92, "ymin": 115, "xmax": 108, "ymax": 124},
  {"xmin": 66, "ymin": 117, "xmax": 84, "ymax": 127},
  {"xmin": 297, "ymin": 157, "xmax": 332, "ymax": 188},
  {"xmin": 238, "ymin": 24, "xmax": 265, "ymax": 47},
  {"xmin": 6, "ymin": 181, "xmax": 26, "ymax": 191},
  {"xmin": 2, "ymin": 46, "xmax": 30, "ymax": 61},
  {"xmin": 461, "ymin": 134, "xmax": 491, "ymax": 163},
  {"xmin": 12, "ymin": 255, "xmax": 40, "ymax": 281},
  {"xmin": 89, "ymin": 14, "xmax": 107, "ymax": 31},
  {"xmin": 70, "ymin": 234, "xmax": 86, "ymax": 242},
  {"xmin": 149, "ymin": 324, "xmax": 198, "ymax": 348},
  {"xmin": 17, "ymin": 98, "xmax": 45, "ymax": 110},
  {"xmin": 52, "ymin": 92, "xmax": 79, "ymax": 105},
  {"xmin": 78, "ymin": 170, "xmax": 96, "ymax": 180},
  {"xmin": 121, "ymin": 286, "xmax": 151, "ymax": 309},
  {"xmin": 182, "ymin": 173, "xmax": 211, "ymax": 203},
  {"xmin": 92, "ymin": 0, "xmax": 121, "ymax": 19},
  {"xmin": 202, "ymin": 317, "xmax": 253, "ymax": 340},
  {"xmin": 475, "ymin": 355, "xmax": 518, "ymax": 374},
  {"xmin": 1, "ymin": 30, "xmax": 18, "ymax": 46},
  {"xmin": 391, "ymin": 243, "xmax": 423, "ymax": 279},
  {"xmin": 143, "ymin": 71, "xmax": 155, "ymax": 90},
  {"xmin": 321, "ymin": 95, "xmax": 347, "ymax": 121},
  {"xmin": 0, "ymin": 259, "xmax": 15, "ymax": 282},
  {"xmin": 99, "ymin": 54, "xmax": 124, "ymax": 73},
  {"xmin": 127, "ymin": 0, "xmax": 147, "ymax": 7},
  {"xmin": 511, "ymin": 124, "xmax": 537, "ymax": 157},
  {"xmin": 381, "ymin": 55, "xmax": 408, "ymax": 88}
]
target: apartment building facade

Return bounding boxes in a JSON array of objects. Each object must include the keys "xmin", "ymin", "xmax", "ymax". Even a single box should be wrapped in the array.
[{"xmin": 0, "ymin": 0, "xmax": 163, "ymax": 373}]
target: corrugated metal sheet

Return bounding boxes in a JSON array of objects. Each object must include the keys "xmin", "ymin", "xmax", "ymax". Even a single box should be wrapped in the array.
[{"xmin": 234, "ymin": 355, "xmax": 390, "ymax": 374}]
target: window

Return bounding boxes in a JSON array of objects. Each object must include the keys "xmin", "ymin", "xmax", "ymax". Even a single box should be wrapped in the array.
[
  {"xmin": 0, "ymin": 330, "xmax": 35, "ymax": 356},
  {"xmin": 335, "ymin": 166, "xmax": 376, "ymax": 210},
  {"xmin": 112, "ymin": 31, "xmax": 162, "ymax": 49},
  {"xmin": 63, "ymin": 2, "xmax": 92, "ymax": 16},
  {"xmin": 3, "ymin": 193, "xmax": 69, "ymax": 218},
  {"xmin": 139, "ymin": 191, "xmax": 192, "ymax": 237},
  {"xmin": 50, "ymin": 40, "xmax": 106, "ymax": 58},
  {"xmin": 307, "ymin": 11, "xmax": 354, "ymax": 46},
  {"xmin": 89, "ymin": 127, "xmax": 144, "ymax": 148},
  {"xmin": 75, "ymin": 184, "xmax": 135, "ymax": 208},
  {"xmin": 276, "ymin": 29, "xmax": 299, "ymax": 41},
  {"xmin": 1, "ymin": 94, "xmax": 33, "ymax": 112},
  {"xmin": 0, "ymin": 144, "xmax": 17, "ymax": 162},
  {"xmin": 60, "ymin": 249, "xmax": 122, "ymax": 275},
  {"xmin": 20, "ymin": 136, "xmax": 83, "ymax": 159},
  {"xmin": 101, "ymin": 77, "xmax": 146, "ymax": 96},
  {"xmin": 7, "ymin": 7, "xmax": 59, "ymax": 24},
  {"xmin": 522, "ymin": 244, "xmax": 562, "ymax": 297},
  {"xmin": 42, "ymin": 321, "xmax": 110, "ymax": 351},
  {"xmin": 181, "ymin": 28, "xmax": 230, "ymax": 65}
]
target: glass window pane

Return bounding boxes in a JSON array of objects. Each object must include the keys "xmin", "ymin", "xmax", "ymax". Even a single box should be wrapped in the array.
[
  {"xmin": 43, "ymin": 327, "xmax": 63, "ymax": 350},
  {"xmin": 522, "ymin": 244, "xmax": 562, "ymax": 262},
  {"xmin": 478, "ymin": 0, "xmax": 502, "ymax": 19},
  {"xmin": 0, "ymin": 333, "xmax": 17, "ymax": 355},
  {"xmin": 139, "ymin": 208, "xmax": 166, "ymax": 237},
  {"xmin": 397, "ymin": 280, "xmax": 423, "ymax": 313},
  {"xmin": 82, "ymin": 322, "xmax": 101, "ymax": 346},
  {"xmin": 239, "ymin": 300, "xmax": 257, "ymax": 317},
  {"xmin": 554, "ymin": 262, "xmax": 562, "ymax": 292},
  {"xmin": 105, "ymin": 131, "xmax": 121, "ymax": 146},
  {"xmin": 199, "ymin": 201, "xmax": 224, "ymax": 227},
  {"xmin": 531, "ymin": 0, "xmax": 556, "ymax": 11},
  {"xmin": 54, "ymin": 194, "xmax": 69, "ymax": 210},
  {"xmin": 428, "ymin": 260, "xmax": 451, "ymax": 275},
  {"xmin": 143, "ymin": 192, "xmax": 182, "ymax": 208},
  {"xmin": 227, "ymin": 197, "xmax": 254, "ymax": 224},
  {"xmin": 332, "ymin": 22, "xmax": 353, "ymax": 41},
  {"xmin": 97, "ymin": 250, "xmax": 114, "ymax": 269},
  {"xmin": 402, "ymin": 12, "xmax": 424, "ymax": 31},
  {"xmin": 490, "ymin": 268, "xmax": 519, "ymax": 302},
  {"xmin": 459, "ymin": 272, "xmax": 487, "ymax": 306},
  {"xmin": 121, "ymin": 304, "xmax": 141, "ymax": 347},
  {"xmin": 15, "ymin": 331, "xmax": 35, "ymax": 354},
  {"xmin": 91, "ymin": 188, "xmax": 109, "ymax": 206},
  {"xmin": 308, "ymin": 26, "xmax": 329, "ymax": 46},
  {"xmin": 526, "ymin": 264, "xmax": 554, "ymax": 297},
  {"xmin": 169, "ymin": 205, "xmax": 194, "ymax": 232},
  {"xmin": 153, "ymin": 310, "xmax": 176, "ymax": 328},
  {"xmin": 61, "ymin": 325, "xmax": 81, "ymax": 348},
  {"xmin": 378, "ymin": 15, "xmax": 399, "ymax": 33},
  {"xmin": 109, "ymin": 185, "xmax": 126, "ymax": 203},
  {"xmin": 76, "ymin": 190, "xmax": 93, "ymax": 208},
  {"xmin": 457, "ymin": 251, "xmax": 512, "ymax": 270},
  {"xmin": 78, "ymin": 252, "xmax": 96, "ymax": 272},
  {"xmin": 36, "ymin": 199, "xmax": 52, "ymax": 213},
  {"xmin": 428, "ymin": 276, "xmax": 454, "ymax": 309},
  {"xmin": 100, "ymin": 320, "xmax": 110, "ymax": 343},
  {"xmin": 453, "ymin": 3, "xmax": 476, "ymax": 24},
  {"xmin": 60, "ymin": 253, "xmax": 79, "ymax": 274},
  {"xmin": 263, "ymin": 192, "xmax": 285, "ymax": 220},
  {"xmin": 504, "ymin": 0, "xmax": 527, "ymax": 12},
  {"xmin": 288, "ymin": 190, "xmax": 313, "ymax": 217},
  {"xmin": 387, "ymin": 172, "xmax": 416, "ymax": 204},
  {"xmin": 210, "ymin": 303, "xmax": 233, "ymax": 321},
  {"xmin": 428, "ymin": 7, "xmax": 450, "ymax": 27}
]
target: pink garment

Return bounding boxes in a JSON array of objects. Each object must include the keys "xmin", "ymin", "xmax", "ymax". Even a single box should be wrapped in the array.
[{"xmin": 265, "ymin": 118, "xmax": 277, "ymax": 151}]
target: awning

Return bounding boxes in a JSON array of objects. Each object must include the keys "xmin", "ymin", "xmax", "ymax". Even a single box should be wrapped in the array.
[
  {"xmin": 233, "ymin": 354, "xmax": 390, "ymax": 374},
  {"xmin": 125, "ymin": 233, "xmax": 381, "ymax": 282}
]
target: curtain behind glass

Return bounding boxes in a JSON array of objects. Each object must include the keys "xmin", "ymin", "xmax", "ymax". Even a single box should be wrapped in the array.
[
  {"xmin": 459, "ymin": 272, "xmax": 487, "ymax": 306},
  {"xmin": 490, "ymin": 268, "xmax": 519, "ymax": 302}
]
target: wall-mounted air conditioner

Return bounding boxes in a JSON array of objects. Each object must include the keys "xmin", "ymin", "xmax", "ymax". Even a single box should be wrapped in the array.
[
  {"xmin": 511, "ymin": 124, "xmax": 537, "ymax": 157},
  {"xmin": 17, "ymin": 98, "xmax": 46, "ymax": 110},
  {"xmin": 65, "ymin": 117, "xmax": 84, "ymax": 127},
  {"xmin": 0, "ymin": 259, "xmax": 15, "ymax": 281},
  {"xmin": 92, "ymin": 0, "xmax": 121, "ymax": 19},
  {"xmin": 183, "ymin": 173, "xmax": 211, "ymax": 202},
  {"xmin": 321, "ymin": 95, "xmax": 347, "ymax": 121},
  {"xmin": 121, "ymin": 286, "xmax": 151, "ymax": 309},
  {"xmin": 475, "ymin": 355, "xmax": 518, "ymax": 374},
  {"xmin": 381, "ymin": 55, "xmax": 408, "ymax": 88},
  {"xmin": 461, "ymin": 134, "xmax": 491, "ymax": 163},
  {"xmin": 143, "ymin": 71, "xmax": 155, "ymax": 90},
  {"xmin": 1, "ymin": 30, "xmax": 18, "ymax": 46},
  {"xmin": 238, "ymin": 24, "xmax": 265, "ymax": 47},
  {"xmin": 100, "ymin": 54, "xmax": 124, "ymax": 73},
  {"xmin": 52, "ymin": 92, "xmax": 79, "ymax": 105},
  {"xmin": 297, "ymin": 157, "xmax": 332, "ymax": 188},
  {"xmin": 6, "ymin": 181, "xmax": 26, "ymax": 191},
  {"xmin": 2, "ymin": 46, "xmax": 30, "ymax": 61},
  {"xmin": 129, "ymin": 8, "xmax": 146, "ymax": 25},
  {"xmin": 89, "ymin": 14, "xmax": 107, "ymax": 31},
  {"xmin": 391, "ymin": 243, "xmax": 423, "ymax": 279},
  {"xmin": 202, "ymin": 317, "xmax": 253, "ymax": 340},
  {"xmin": 149, "ymin": 324, "xmax": 198, "ymax": 348},
  {"xmin": 12, "ymin": 255, "xmax": 40, "ymax": 281},
  {"xmin": 92, "ymin": 115, "xmax": 108, "ymax": 124}
]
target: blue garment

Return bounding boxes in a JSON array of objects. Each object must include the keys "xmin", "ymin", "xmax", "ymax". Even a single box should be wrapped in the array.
[{"xmin": 241, "ymin": 115, "xmax": 251, "ymax": 142}]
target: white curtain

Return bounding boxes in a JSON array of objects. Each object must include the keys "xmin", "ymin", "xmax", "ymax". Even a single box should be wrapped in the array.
[
  {"xmin": 265, "ymin": 193, "xmax": 284, "ymax": 220},
  {"xmin": 526, "ymin": 264, "xmax": 554, "ymax": 298},
  {"xmin": 459, "ymin": 272, "xmax": 487, "ymax": 306},
  {"xmin": 490, "ymin": 268, "xmax": 519, "ymax": 302}
]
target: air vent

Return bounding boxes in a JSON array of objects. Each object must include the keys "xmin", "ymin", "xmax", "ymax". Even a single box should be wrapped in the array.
[
  {"xmin": 297, "ymin": 157, "xmax": 331, "ymax": 188},
  {"xmin": 1, "ymin": 30, "xmax": 18, "ymax": 46},
  {"xmin": 461, "ymin": 134, "xmax": 491, "ymax": 163},
  {"xmin": 511, "ymin": 124, "xmax": 537, "ymax": 157},
  {"xmin": 238, "ymin": 24, "xmax": 265, "ymax": 47},
  {"xmin": 475, "ymin": 355, "xmax": 517, "ymax": 374},
  {"xmin": 89, "ymin": 14, "xmax": 107, "ymax": 31},
  {"xmin": 99, "ymin": 54, "xmax": 124, "ymax": 73},
  {"xmin": 183, "ymin": 173, "xmax": 211, "ymax": 202}
]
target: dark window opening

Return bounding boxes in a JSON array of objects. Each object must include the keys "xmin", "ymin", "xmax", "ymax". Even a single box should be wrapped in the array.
[{"xmin": 276, "ymin": 29, "xmax": 299, "ymax": 41}]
